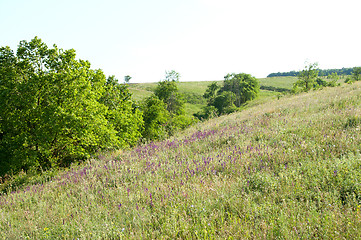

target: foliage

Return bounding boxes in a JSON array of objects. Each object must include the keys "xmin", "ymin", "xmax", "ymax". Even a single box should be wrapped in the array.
[
  {"xmin": 293, "ymin": 63, "xmax": 343, "ymax": 92},
  {"xmin": 197, "ymin": 73, "xmax": 259, "ymax": 119},
  {"xmin": 327, "ymin": 72, "xmax": 340, "ymax": 87},
  {"xmin": 99, "ymin": 76, "xmax": 143, "ymax": 147},
  {"xmin": 268, "ymin": 66, "xmax": 355, "ymax": 78},
  {"xmin": 352, "ymin": 67, "xmax": 361, "ymax": 81},
  {"xmin": 140, "ymin": 95, "xmax": 169, "ymax": 140},
  {"xmin": 182, "ymin": 92, "xmax": 206, "ymax": 105},
  {"xmin": 221, "ymin": 73, "xmax": 260, "ymax": 107},
  {"xmin": 154, "ymin": 70, "xmax": 185, "ymax": 116},
  {"xmin": 315, "ymin": 77, "xmax": 328, "ymax": 88},
  {"xmin": 293, "ymin": 62, "xmax": 319, "ymax": 92},
  {"xmin": 202, "ymin": 82, "xmax": 219, "ymax": 105},
  {"xmin": 193, "ymin": 105, "xmax": 218, "ymax": 120},
  {"xmin": 0, "ymin": 37, "xmax": 141, "ymax": 175},
  {"xmin": 166, "ymin": 114, "xmax": 197, "ymax": 136},
  {"xmin": 124, "ymin": 75, "xmax": 132, "ymax": 83},
  {"xmin": 212, "ymin": 91, "xmax": 237, "ymax": 115}
]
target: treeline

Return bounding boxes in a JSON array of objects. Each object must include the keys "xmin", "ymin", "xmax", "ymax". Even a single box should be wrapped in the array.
[
  {"xmin": 0, "ymin": 37, "xmax": 194, "ymax": 176},
  {"xmin": 267, "ymin": 67, "xmax": 355, "ymax": 78},
  {"xmin": 292, "ymin": 63, "xmax": 361, "ymax": 93}
]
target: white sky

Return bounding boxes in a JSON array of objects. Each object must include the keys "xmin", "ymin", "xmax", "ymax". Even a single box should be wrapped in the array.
[{"xmin": 1, "ymin": 0, "xmax": 360, "ymax": 82}]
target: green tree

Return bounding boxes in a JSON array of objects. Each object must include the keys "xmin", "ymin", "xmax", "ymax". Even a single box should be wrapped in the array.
[
  {"xmin": 212, "ymin": 91, "xmax": 237, "ymax": 115},
  {"xmin": 0, "ymin": 37, "xmax": 141, "ymax": 175},
  {"xmin": 328, "ymin": 72, "xmax": 339, "ymax": 87},
  {"xmin": 124, "ymin": 75, "xmax": 132, "ymax": 83},
  {"xmin": 221, "ymin": 73, "xmax": 260, "ymax": 107},
  {"xmin": 154, "ymin": 70, "xmax": 185, "ymax": 116},
  {"xmin": 352, "ymin": 67, "xmax": 361, "ymax": 81},
  {"xmin": 100, "ymin": 76, "xmax": 143, "ymax": 147},
  {"xmin": 203, "ymin": 82, "xmax": 220, "ymax": 105},
  {"xmin": 141, "ymin": 95, "xmax": 169, "ymax": 140},
  {"xmin": 293, "ymin": 62, "xmax": 319, "ymax": 92}
]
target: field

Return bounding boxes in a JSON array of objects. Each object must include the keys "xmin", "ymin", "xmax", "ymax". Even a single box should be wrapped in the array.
[
  {"xmin": 129, "ymin": 77, "xmax": 299, "ymax": 115},
  {"xmin": 1, "ymin": 80, "xmax": 361, "ymax": 239}
]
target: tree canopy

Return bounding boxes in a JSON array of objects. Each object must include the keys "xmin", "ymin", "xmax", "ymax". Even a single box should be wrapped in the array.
[
  {"xmin": 199, "ymin": 73, "xmax": 259, "ymax": 118},
  {"xmin": 0, "ymin": 37, "xmax": 142, "ymax": 175},
  {"xmin": 221, "ymin": 73, "xmax": 260, "ymax": 107}
]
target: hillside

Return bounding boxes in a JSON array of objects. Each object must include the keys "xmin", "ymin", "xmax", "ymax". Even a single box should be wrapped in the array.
[
  {"xmin": 129, "ymin": 77, "xmax": 299, "ymax": 116},
  {"xmin": 129, "ymin": 77, "xmax": 298, "ymax": 101},
  {"xmin": 1, "ymin": 82, "xmax": 361, "ymax": 238}
]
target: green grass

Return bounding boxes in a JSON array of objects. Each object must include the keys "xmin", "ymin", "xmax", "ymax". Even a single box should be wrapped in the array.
[
  {"xmin": 128, "ymin": 87, "xmax": 153, "ymax": 102},
  {"xmin": 2, "ymin": 82, "xmax": 361, "ymax": 239},
  {"xmin": 259, "ymin": 76, "xmax": 298, "ymax": 90},
  {"xmin": 129, "ymin": 78, "xmax": 290, "ymax": 116}
]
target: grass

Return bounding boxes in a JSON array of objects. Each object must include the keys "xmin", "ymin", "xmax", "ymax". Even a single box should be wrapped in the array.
[
  {"xmin": 259, "ymin": 76, "xmax": 298, "ymax": 90},
  {"xmin": 129, "ymin": 77, "xmax": 292, "ymax": 116},
  {"xmin": 2, "ymin": 81, "xmax": 361, "ymax": 239}
]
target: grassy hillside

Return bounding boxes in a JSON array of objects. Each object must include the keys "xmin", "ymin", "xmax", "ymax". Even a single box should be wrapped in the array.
[
  {"xmin": 129, "ymin": 77, "xmax": 297, "ymax": 116},
  {"xmin": 2, "ymin": 82, "xmax": 361, "ymax": 238},
  {"xmin": 129, "ymin": 80, "xmax": 220, "ymax": 116},
  {"xmin": 259, "ymin": 76, "xmax": 297, "ymax": 91}
]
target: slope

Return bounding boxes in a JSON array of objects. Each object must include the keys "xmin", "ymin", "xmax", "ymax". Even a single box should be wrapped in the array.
[{"xmin": 1, "ymin": 82, "xmax": 361, "ymax": 239}]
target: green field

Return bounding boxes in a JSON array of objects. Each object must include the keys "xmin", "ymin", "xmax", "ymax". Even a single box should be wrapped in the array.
[
  {"xmin": 129, "ymin": 77, "xmax": 299, "ymax": 116},
  {"xmin": 2, "ymin": 80, "xmax": 361, "ymax": 239}
]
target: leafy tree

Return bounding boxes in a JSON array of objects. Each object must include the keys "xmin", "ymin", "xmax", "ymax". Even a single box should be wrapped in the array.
[
  {"xmin": 352, "ymin": 67, "xmax": 361, "ymax": 81},
  {"xmin": 203, "ymin": 82, "xmax": 220, "ymax": 105},
  {"xmin": 328, "ymin": 72, "xmax": 340, "ymax": 87},
  {"xmin": 196, "ymin": 73, "xmax": 259, "ymax": 120},
  {"xmin": 212, "ymin": 91, "xmax": 237, "ymax": 115},
  {"xmin": 100, "ymin": 76, "xmax": 143, "ymax": 147},
  {"xmin": 141, "ymin": 95, "xmax": 169, "ymax": 140},
  {"xmin": 0, "ymin": 37, "xmax": 141, "ymax": 175},
  {"xmin": 345, "ymin": 76, "xmax": 353, "ymax": 84},
  {"xmin": 124, "ymin": 75, "xmax": 132, "ymax": 83},
  {"xmin": 221, "ymin": 73, "xmax": 260, "ymax": 107},
  {"xmin": 154, "ymin": 70, "xmax": 185, "ymax": 116},
  {"xmin": 314, "ymin": 77, "xmax": 328, "ymax": 89},
  {"xmin": 293, "ymin": 62, "xmax": 319, "ymax": 92}
]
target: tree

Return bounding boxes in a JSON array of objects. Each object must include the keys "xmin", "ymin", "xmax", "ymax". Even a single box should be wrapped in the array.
[
  {"xmin": 124, "ymin": 75, "xmax": 132, "ymax": 83},
  {"xmin": 221, "ymin": 73, "xmax": 260, "ymax": 107},
  {"xmin": 196, "ymin": 73, "xmax": 258, "ymax": 120},
  {"xmin": 212, "ymin": 91, "xmax": 237, "ymax": 115},
  {"xmin": 0, "ymin": 37, "xmax": 142, "ymax": 175},
  {"xmin": 154, "ymin": 70, "xmax": 185, "ymax": 116},
  {"xmin": 100, "ymin": 76, "xmax": 143, "ymax": 147},
  {"xmin": 203, "ymin": 82, "xmax": 220, "ymax": 105},
  {"xmin": 328, "ymin": 72, "xmax": 339, "ymax": 87},
  {"xmin": 293, "ymin": 62, "xmax": 319, "ymax": 92},
  {"xmin": 352, "ymin": 67, "xmax": 361, "ymax": 81},
  {"xmin": 141, "ymin": 95, "xmax": 169, "ymax": 140}
]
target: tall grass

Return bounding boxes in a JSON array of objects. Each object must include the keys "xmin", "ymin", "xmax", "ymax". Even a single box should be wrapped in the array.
[{"xmin": 1, "ymin": 83, "xmax": 361, "ymax": 239}]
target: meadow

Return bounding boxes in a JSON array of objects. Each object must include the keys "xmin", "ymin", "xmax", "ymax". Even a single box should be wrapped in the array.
[
  {"xmin": 129, "ymin": 76, "xmax": 299, "ymax": 116},
  {"xmin": 1, "ymin": 79, "xmax": 361, "ymax": 239}
]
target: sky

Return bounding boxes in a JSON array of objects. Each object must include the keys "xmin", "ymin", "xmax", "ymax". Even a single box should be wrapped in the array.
[{"xmin": 1, "ymin": 0, "xmax": 360, "ymax": 82}]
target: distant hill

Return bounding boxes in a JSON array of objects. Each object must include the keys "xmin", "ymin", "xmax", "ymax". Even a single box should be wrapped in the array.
[{"xmin": 267, "ymin": 67, "xmax": 355, "ymax": 78}]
